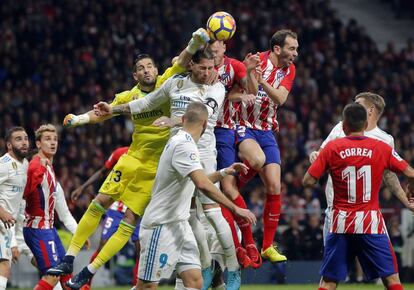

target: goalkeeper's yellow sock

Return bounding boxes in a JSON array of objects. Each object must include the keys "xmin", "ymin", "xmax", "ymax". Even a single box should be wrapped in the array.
[
  {"xmin": 66, "ymin": 201, "xmax": 106, "ymax": 257},
  {"xmin": 89, "ymin": 221, "xmax": 135, "ymax": 271}
]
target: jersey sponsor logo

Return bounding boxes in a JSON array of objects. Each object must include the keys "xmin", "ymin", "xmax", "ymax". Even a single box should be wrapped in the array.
[
  {"xmin": 204, "ymin": 98, "xmax": 218, "ymax": 114},
  {"xmin": 12, "ymin": 162, "xmax": 17, "ymax": 171},
  {"xmin": 392, "ymin": 149, "xmax": 403, "ymax": 161},
  {"xmin": 132, "ymin": 109, "xmax": 164, "ymax": 120}
]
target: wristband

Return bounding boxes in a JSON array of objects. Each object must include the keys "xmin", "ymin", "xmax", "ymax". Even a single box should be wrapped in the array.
[
  {"xmin": 77, "ymin": 113, "xmax": 90, "ymax": 125},
  {"xmin": 219, "ymin": 168, "xmax": 229, "ymax": 177}
]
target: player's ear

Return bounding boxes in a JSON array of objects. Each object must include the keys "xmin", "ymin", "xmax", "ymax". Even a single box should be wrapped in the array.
[
  {"xmin": 132, "ymin": 71, "xmax": 139, "ymax": 82},
  {"xmin": 154, "ymin": 67, "xmax": 158, "ymax": 76},
  {"xmin": 35, "ymin": 140, "xmax": 41, "ymax": 150},
  {"xmin": 273, "ymin": 45, "xmax": 282, "ymax": 55},
  {"xmin": 6, "ymin": 141, "xmax": 12, "ymax": 151}
]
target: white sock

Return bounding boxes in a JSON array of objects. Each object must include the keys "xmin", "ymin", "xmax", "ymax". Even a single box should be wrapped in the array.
[
  {"xmin": 0, "ymin": 276, "xmax": 7, "ymax": 290},
  {"xmin": 212, "ymin": 284, "xmax": 226, "ymax": 290},
  {"xmin": 175, "ymin": 278, "xmax": 185, "ymax": 290},
  {"xmin": 54, "ymin": 281, "xmax": 63, "ymax": 290},
  {"xmin": 204, "ymin": 208, "xmax": 239, "ymax": 271},
  {"xmin": 87, "ymin": 264, "xmax": 98, "ymax": 274},
  {"xmin": 185, "ymin": 288, "xmax": 199, "ymax": 290},
  {"xmin": 189, "ymin": 209, "xmax": 212, "ymax": 269}
]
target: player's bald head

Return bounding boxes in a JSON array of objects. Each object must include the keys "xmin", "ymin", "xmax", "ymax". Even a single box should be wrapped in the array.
[
  {"xmin": 342, "ymin": 103, "xmax": 368, "ymax": 133},
  {"xmin": 183, "ymin": 102, "xmax": 208, "ymax": 124}
]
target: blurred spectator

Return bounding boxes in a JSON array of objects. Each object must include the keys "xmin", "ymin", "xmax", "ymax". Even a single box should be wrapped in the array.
[
  {"xmin": 281, "ymin": 217, "xmax": 304, "ymax": 260},
  {"xmin": 301, "ymin": 214, "xmax": 324, "ymax": 260}
]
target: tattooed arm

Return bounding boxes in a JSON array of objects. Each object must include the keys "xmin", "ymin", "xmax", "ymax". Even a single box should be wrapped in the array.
[{"xmin": 382, "ymin": 170, "xmax": 414, "ymax": 212}]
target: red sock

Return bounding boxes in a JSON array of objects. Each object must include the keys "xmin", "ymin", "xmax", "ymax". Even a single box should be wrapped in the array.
[
  {"xmin": 232, "ymin": 195, "xmax": 255, "ymax": 246},
  {"xmin": 220, "ymin": 205, "xmax": 241, "ymax": 248},
  {"xmin": 318, "ymin": 288, "xmax": 328, "ymax": 290},
  {"xmin": 60, "ymin": 274, "xmax": 73, "ymax": 290},
  {"xmin": 262, "ymin": 194, "xmax": 281, "ymax": 249},
  {"xmin": 34, "ymin": 280, "xmax": 53, "ymax": 290},
  {"xmin": 238, "ymin": 160, "xmax": 258, "ymax": 189},
  {"xmin": 133, "ymin": 258, "xmax": 139, "ymax": 286},
  {"xmin": 388, "ymin": 284, "xmax": 403, "ymax": 290}
]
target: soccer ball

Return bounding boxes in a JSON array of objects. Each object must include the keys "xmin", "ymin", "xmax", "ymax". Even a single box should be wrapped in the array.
[{"xmin": 206, "ymin": 11, "xmax": 236, "ymax": 41}]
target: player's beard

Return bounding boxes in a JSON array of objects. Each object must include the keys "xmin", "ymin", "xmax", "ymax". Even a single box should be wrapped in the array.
[
  {"xmin": 12, "ymin": 146, "xmax": 28, "ymax": 160},
  {"xmin": 140, "ymin": 77, "xmax": 156, "ymax": 87}
]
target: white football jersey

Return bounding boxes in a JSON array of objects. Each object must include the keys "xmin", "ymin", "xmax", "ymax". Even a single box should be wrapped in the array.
[
  {"xmin": 141, "ymin": 130, "xmax": 203, "ymax": 228},
  {"xmin": 129, "ymin": 74, "xmax": 225, "ymax": 158},
  {"xmin": 322, "ymin": 121, "xmax": 394, "ymax": 209},
  {"xmin": 0, "ymin": 153, "xmax": 28, "ymax": 218}
]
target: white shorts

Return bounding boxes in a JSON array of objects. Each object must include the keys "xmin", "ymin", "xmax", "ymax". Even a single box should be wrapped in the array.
[
  {"xmin": 138, "ymin": 221, "xmax": 200, "ymax": 282},
  {"xmin": 196, "ymin": 156, "xmax": 218, "ymax": 205},
  {"xmin": 0, "ymin": 228, "xmax": 13, "ymax": 261}
]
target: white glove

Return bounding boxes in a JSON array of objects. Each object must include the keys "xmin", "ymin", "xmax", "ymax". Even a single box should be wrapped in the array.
[
  {"xmin": 186, "ymin": 28, "xmax": 210, "ymax": 54},
  {"xmin": 63, "ymin": 113, "xmax": 90, "ymax": 127}
]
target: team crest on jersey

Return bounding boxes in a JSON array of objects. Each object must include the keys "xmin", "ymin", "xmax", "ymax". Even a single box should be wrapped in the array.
[
  {"xmin": 177, "ymin": 79, "xmax": 184, "ymax": 89},
  {"xmin": 12, "ymin": 162, "xmax": 17, "ymax": 171},
  {"xmin": 189, "ymin": 152, "xmax": 199, "ymax": 161},
  {"xmin": 219, "ymin": 72, "xmax": 231, "ymax": 86},
  {"xmin": 392, "ymin": 149, "xmax": 403, "ymax": 161},
  {"xmin": 204, "ymin": 98, "xmax": 218, "ymax": 114},
  {"xmin": 276, "ymin": 70, "xmax": 286, "ymax": 84}
]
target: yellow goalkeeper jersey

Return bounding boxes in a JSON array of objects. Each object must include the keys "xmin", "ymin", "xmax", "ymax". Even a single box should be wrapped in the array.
[{"xmin": 110, "ymin": 62, "xmax": 185, "ymax": 161}]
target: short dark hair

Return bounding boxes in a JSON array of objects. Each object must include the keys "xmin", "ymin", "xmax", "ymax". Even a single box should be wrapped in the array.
[
  {"xmin": 133, "ymin": 53, "xmax": 156, "ymax": 71},
  {"xmin": 5, "ymin": 127, "xmax": 26, "ymax": 143},
  {"xmin": 269, "ymin": 29, "xmax": 297, "ymax": 51},
  {"xmin": 342, "ymin": 103, "xmax": 367, "ymax": 132},
  {"xmin": 192, "ymin": 47, "xmax": 214, "ymax": 64}
]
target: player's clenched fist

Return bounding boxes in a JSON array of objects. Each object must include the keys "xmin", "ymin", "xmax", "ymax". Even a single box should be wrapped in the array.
[{"xmin": 186, "ymin": 28, "xmax": 210, "ymax": 54}]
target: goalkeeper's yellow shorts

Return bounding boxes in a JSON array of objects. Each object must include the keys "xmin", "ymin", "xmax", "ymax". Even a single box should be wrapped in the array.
[{"xmin": 99, "ymin": 153, "xmax": 158, "ymax": 216}]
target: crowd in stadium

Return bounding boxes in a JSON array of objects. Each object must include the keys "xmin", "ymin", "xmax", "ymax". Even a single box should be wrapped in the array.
[{"xmin": 1, "ymin": 0, "xmax": 414, "ymax": 278}]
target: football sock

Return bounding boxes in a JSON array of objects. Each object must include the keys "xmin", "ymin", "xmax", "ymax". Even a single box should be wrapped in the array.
[
  {"xmin": 212, "ymin": 284, "xmax": 226, "ymax": 290},
  {"xmin": 232, "ymin": 195, "xmax": 255, "ymax": 246},
  {"xmin": 52, "ymin": 282, "xmax": 62, "ymax": 290},
  {"xmin": 67, "ymin": 201, "xmax": 106, "ymax": 256},
  {"xmin": 174, "ymin": 278, "xmax": 185, "ymax": 290},
  {"xmin": 263, "ymin": 194, "xmax": 281, "ymax": 249},
  {"xmin": 132, "ymin": 258, "xmax": 139, "ymax": 286},
  {"xmin": 188, "ymin": 209, "xmax": 212, "ymax": 269},
  {"xmin": 238, "ymin": 160, "xmax": 258, "ymax": 189},
  {"xmin": 0, "ymin": 276, "xmax": 7, "ymax": 290},
  {"xmin": 205, "ymin": 207, "xmax": 239, "ymax": 271},
  {"xmin": 387, "ymin": 284, "xmax": 403, "ymax": 290},
  {"xmin": 220, "ymin": 205, "xmax": 241, "ymax": 248},
  {"xmin": 90, "ymin": 221, "xmax": 135, "ymax": 271},
  {"xmin": 34, "ymin": 280, "xmax": 53, "ymax": 290}
]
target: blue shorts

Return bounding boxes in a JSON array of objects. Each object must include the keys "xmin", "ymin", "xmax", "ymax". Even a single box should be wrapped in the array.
[
  {"xmin": 23, "ymin": 228, "xmax": 66, "ymax": 275},
  {"xmin": 320, "ymin": 233, "xmax": 398, "ymax": 281},
  {"xmin": 235, "ymin": 126, "xmax": 281, "ymax": 165},
  {"xmin": 102, "ymin": 209, "xmax": 140, "ymax": 242},
  {"xmin": 214, "ymin": 127, "xmax": 238, "ymax": 170}
]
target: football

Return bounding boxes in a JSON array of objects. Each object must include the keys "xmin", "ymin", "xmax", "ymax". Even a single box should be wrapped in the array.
[{"xmin": 206, "ymin": 11, "xmax": 236, "ymax": 41}]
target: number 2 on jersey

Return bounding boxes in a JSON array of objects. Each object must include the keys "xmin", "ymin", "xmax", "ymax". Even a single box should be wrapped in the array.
[{"xmin": 342, "ymin": 165, "xmax": 371, "ymax": 203}]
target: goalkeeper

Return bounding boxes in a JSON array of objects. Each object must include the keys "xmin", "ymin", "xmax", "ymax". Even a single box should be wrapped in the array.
[{"xmin": 47, "ymin": 29, "xmax": 210, "ymax": 289}]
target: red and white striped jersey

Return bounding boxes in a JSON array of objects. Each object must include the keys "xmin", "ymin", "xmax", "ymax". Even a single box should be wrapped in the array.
[
  {"xmin": 240, "ymin": 51, "xmax": 296, "ymax": 131},
  {"xmin": 104, "ymin": 147, "xmax": 129, "ymax": 213},
  {"xmin": 329, "ymin": 209, "xmax": 387, "ymax": 234},
  {"xmin": 24, "ymin": 156, "xmax": 57, "ymax": 229},
  {"xmin": 215, "ymin": 56, "xmax": 246, "ymax": 129},
  {"xmin": 308, "ymin": 136, "xmax": 408, "ymax": 234}
]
